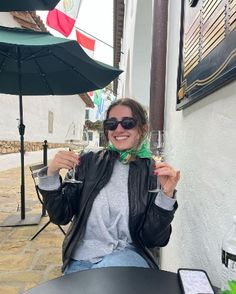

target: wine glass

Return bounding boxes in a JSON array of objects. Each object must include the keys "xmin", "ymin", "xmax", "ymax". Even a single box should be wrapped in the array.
[
  {"xmin": 64, "ymin": 124, "xmax": 89, "ymax": 184},
  {"xmin": 148, "ymin": 130, "xmax": 165, "ymax": 193}
]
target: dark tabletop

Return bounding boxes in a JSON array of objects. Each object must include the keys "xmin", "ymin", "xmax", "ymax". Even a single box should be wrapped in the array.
[{"xmin": 23, "ymin": 267, "xmax": 182, "ymax": 294}]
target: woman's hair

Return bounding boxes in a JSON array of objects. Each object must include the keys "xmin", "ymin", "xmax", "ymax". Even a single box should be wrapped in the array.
[{"xmin": 104, "ymin": 98, "xmax": 148, "ymax": 145}]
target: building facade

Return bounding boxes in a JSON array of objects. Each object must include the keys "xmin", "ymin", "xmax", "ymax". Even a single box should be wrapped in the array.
[{"xmin": 115, "ymin": 0, "xmax": 236, "ymax": 287}]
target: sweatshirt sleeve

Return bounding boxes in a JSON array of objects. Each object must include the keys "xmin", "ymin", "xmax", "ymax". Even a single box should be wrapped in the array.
[
  {"xmin": 38, "ymin": 166, "xmax": 61, "ymax": 191},
  {"xmin": 154, "ymin": 190, "xmax": 177, "ymax": 211}
]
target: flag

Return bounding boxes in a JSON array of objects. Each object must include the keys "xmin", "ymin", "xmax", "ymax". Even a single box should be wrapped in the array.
[
  {"xmin": 46, "ymin": 0, "xmax": 82, "ymax": 37},
  {"xmin": 93, "ymin": 90, "xmax": 101, "ymax": 106},
  {"xmin": 93, "ymin": 90, "xmax": 105, "ymax": 120},
  {"xmin": 76, "ymin": 30, "xmax": 95, "ymax": 58}
]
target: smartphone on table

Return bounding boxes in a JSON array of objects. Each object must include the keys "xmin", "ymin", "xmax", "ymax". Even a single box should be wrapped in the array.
[{"xmin": 177, "ymin": 268, "xmax": 215, "ymax": 294}]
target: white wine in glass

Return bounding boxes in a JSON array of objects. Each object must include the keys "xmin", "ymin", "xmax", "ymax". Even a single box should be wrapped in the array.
[
  {"xmin": 148, "ymin": 130, "xmax": 165, "ymax": 193},
  {"xmin": 64, "ymin": 125, "xmax": 89, "ymax": 184}
]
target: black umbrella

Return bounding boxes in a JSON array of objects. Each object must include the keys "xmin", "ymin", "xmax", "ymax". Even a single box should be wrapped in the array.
[
  {"xmin": 0, "ymin": 0, "xmax": 60, "ymax": 11},
  {"xmin": 0, "ymin": 26, "xmax": 122, "ymax": 226}
]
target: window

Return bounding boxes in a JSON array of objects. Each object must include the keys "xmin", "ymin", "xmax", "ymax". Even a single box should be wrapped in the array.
[
  {"xmin": 88, "ymin": 131, "xmax": 93, "ymax": 141},
  {"xmin": 48, "ymin": 111, "xmax": 53, "ymax": 133},
  {"xmin": 85, "ymin": 109, "xmax": 90, "ymax": 120}
]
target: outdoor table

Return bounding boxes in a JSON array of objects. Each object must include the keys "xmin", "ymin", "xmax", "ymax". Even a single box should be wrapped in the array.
[
  {"xmin": 22, "ymin": 267, "xmax": 182, "ymax": 294},
  {"xmin": 22, "ymin": 266, "xmax": 220, "ymax": 294}
]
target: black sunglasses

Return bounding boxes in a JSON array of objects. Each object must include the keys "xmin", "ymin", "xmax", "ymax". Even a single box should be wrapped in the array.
[{"xmin": 104, "ymin": 117, "xmax": 137, "ymax": 131}]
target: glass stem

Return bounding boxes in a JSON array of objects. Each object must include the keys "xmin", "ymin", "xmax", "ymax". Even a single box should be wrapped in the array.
[
  {"xmin": 156, "ymin": 175, "xmax": 161, "ymax": 190},
  {"xmin": 72, "ymin": 164, "xmax": 76, "ymax": 181}
]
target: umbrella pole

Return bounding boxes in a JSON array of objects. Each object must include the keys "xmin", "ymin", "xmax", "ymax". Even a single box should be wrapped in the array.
[
  {"xmin": 19, "ymin": 96, "xmax": 25, "ymax": 220},
  {"xmin": 18, "ymin": 48, "xmax": 25, "ymax": 220}
]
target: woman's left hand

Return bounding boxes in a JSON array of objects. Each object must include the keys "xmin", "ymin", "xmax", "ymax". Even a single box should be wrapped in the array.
[{"xmin": 153, "ymin": 162, "xmax": 180, "ymax": 198}]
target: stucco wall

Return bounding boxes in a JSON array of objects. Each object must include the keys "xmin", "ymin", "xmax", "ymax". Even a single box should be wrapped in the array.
[
  {"xmin": 118, "ymin": 0, "xmax": 152, "ymax": 108},
  {"xmin": 131, "ymin": 0, "xmax": 152, "ymax": 107},
  {"xmin": 0, "ymin": 94, "xmax": 86, "ymax": 143},
  {"xmin": 0, "ymin": 12, "xmax": 20, "ymax": 27},
  {"xmin": 161, "ymin": 0, "xmax": 236, "ymax": 288}
]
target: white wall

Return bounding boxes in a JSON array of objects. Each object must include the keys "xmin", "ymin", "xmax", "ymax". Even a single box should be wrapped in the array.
[
  {"xmin": 0, "ymin": 94, "xmax": 86, "ymax": 143},
  {"xmin": 161, "ymin": 0, "xmax": 236, "ymax": 288},
  {"xmin": 118, "ymin": 0, "xmax": 152, "ymax": 108},
  {"xmin": 131, "ymin": 0, "xmax": 152, "ymax": 107},
  {"xmin": 0, "ymin": 12, "xmax": 20, "ymax": 27}
]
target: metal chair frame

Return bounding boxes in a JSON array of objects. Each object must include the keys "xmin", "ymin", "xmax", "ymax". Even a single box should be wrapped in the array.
[{"xmin": 29, "ymin": 163, "xmax": 66, "ymax": 240}]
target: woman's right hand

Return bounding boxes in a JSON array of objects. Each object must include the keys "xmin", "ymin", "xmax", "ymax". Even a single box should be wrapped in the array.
[{"xmin": 47, "ymin": 150, "xmax": 80, "ymax": 176}]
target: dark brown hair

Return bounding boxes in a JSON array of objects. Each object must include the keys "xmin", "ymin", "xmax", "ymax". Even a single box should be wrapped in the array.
[{"xmin": 104, "ymin": 98, "xmax": 148, "ymax": 145}]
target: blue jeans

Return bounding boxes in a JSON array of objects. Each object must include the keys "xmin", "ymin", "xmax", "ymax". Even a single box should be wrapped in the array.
[{"xmin": 64, "ymin": 247, "xmax": 149, "ymax": 275}]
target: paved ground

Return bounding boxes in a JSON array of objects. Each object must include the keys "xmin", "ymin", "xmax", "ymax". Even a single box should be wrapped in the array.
[
  {"xmin": 0, "ymin": 148, "xmax": 62, "ymax": 171},
  {"xmin": 0, "ymin": 149, "xmax": 68, "ymax": 294}
]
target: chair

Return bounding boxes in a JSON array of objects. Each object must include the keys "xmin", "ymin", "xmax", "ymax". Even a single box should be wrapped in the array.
[{"xmin": 29, "ymin": 163, "xmax": 66, "ymax": 240}]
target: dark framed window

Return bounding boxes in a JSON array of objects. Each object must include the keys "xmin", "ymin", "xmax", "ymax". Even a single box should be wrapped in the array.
[
  {"xmin": 85, "ymin": 109, "xmax": 89, "ymax": 120},
  {"xmin": 88, "ymin": 131, "xmax": 93, "ymax": 141},
  {"xmin": 177, "ymin": 0, "xmax": 236, "ymax": 110}
]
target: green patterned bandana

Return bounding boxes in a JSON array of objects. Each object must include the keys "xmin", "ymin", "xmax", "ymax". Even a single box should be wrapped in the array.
[{"xmin": 108, "ymin": 139, "xmax": 152, "ymax": 164}]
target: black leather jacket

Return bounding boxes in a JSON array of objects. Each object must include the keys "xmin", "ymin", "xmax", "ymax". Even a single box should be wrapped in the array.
[{"xmin": 39, "ymin": 149, "xmax": 177, "ymax": 272}]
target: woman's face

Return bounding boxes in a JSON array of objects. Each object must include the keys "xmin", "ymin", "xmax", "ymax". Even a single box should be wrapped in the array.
[{"xmin": 107, "ymin": 105, "xmax": 140, "ymax": 150}]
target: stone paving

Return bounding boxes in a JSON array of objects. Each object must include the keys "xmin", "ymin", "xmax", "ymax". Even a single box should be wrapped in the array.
[{"xmin": 0, "ymin": 161, "xmax": 68, "ymax": 294}]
